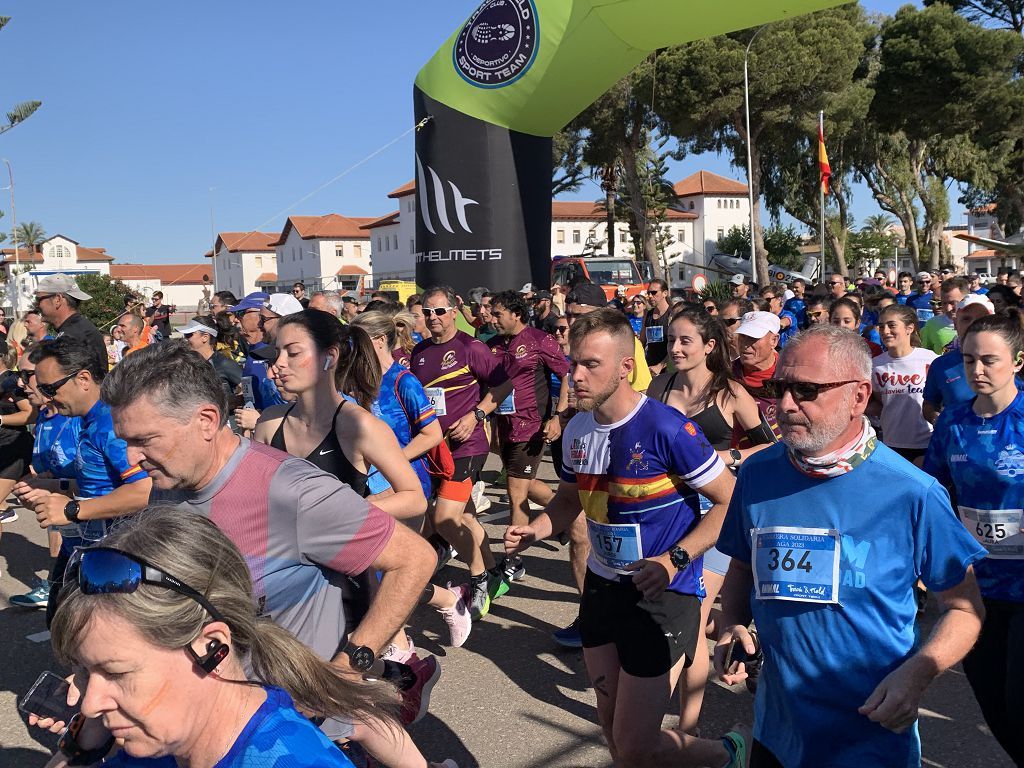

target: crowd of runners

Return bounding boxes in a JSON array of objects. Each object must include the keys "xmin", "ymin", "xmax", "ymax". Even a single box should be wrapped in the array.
[{"xmin": 0, "ymin": 264, "xmax": 1020, "ymax": 767}]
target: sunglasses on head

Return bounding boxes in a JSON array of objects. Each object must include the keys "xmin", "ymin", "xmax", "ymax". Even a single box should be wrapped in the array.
[
  {"xmin": 37, "ymin": 371, "xmax": 81, "ymax": 399},
  {"xmin": 762, "ymin": 378, "xmax": 859, "ymax": 403},
  {"xmin": 66, "ymin": 546, "xmax": 225, "ymax": 622},
  {"xmin": 424, "ymin": 306, "xmax": 453, "ymax": 317}
]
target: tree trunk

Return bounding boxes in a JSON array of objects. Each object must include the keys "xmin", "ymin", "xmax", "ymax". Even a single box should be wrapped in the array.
[
  {"xmin": 859, "ymin": 161, "xmax": 922, "ymax": 274},
  {"xmin": 603, "ymin": 165, "xmax": 617, "ymax": 257},
  {"xmin": 621, "ymin": 125, "xmax": 664, "ymax": 280}
]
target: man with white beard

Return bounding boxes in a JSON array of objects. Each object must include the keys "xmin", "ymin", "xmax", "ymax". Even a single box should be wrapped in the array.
[{"xmin": 712, "ymin": 324, "xmax": 987, "ymax": 768}]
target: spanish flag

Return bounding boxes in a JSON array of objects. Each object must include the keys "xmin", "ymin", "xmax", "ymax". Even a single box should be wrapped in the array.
[{"xmin": 818, "ymin": 121, "xmax": 831, "ymax": 196}]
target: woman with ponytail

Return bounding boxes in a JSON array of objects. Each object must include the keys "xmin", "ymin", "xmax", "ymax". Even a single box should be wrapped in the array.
[
  {"xmin": 42, "ymin": 506, "xmax": 395, "ymax": 767},
  {"xmin": 252, "ymin": 310, "xmax": 425, "ymax": 522}
]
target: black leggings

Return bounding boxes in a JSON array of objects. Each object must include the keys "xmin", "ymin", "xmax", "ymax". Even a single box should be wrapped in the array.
[
  {"xmin": 961, "ymin": 598, "xmax": 1024, "ymax": 765},
  {"xmin": 750, "ymin": 739, "xmax": 784, "ymax": 768}
]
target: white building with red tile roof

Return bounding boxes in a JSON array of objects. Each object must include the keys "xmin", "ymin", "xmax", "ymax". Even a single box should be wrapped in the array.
[
  {"xmin": 209, "ymin": 231, "xmax": 278, "ymax": 299},
  {"xmin": 269, "ymin": 214, "xmax": 377, "ymax": 294},
  {"xmin": 671, "ymin": 170, "xmax": 751, "ymax": 278},
  {"xmin": 109, "ymin": 263, "xmax": 213, "ymax": 311},
  {"xmin": 1, "ymin": 235, "xmax": 114, "ymax": 312}
]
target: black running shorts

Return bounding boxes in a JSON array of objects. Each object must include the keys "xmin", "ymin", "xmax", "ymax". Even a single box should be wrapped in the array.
[
  {"xmin": 500, "ymin": 435, "xmax": 545, "ymax": 480},
  {"xmin": 579, "ymin": 570, "xmax": 702, "ymax": 678}
]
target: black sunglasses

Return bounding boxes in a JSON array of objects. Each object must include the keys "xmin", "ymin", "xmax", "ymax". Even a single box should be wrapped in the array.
[
  {"xmin": 66, "ymin": 546, "xmax": 224, "ymax": 623},
  {"xmin": 721, "ymin": 317, "xmax": 741, "ymax": 326},
  {"xmin": 762, "ymin": 379, "xmax": 860, "ymax": 403},
  {"xmin": 554, "ymin": 326, "xmax": 570, "ymax": 333},
  {"xmin": 37, "ymin": 371, "xmax": 81, "ymax": 399},
  {"xmin": 17, "ymin": 369, "xmax": 35, "ymax": 385}
]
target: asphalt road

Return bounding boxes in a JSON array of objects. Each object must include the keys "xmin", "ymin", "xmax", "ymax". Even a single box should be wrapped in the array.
[{"xmin": 0, "ymin": 455, "xmax": 1014, "ymax": 768}]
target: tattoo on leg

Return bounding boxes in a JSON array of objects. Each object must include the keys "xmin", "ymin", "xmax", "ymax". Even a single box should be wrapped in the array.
[{"xmin": 593, "ymin": 674, "xmax": 610, "ymax": 697}]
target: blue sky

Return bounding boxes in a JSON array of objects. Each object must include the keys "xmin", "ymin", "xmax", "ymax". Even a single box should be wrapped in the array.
[{"xmin": 1, "ymin": 0, "xmax": 923, "ymax": 265}]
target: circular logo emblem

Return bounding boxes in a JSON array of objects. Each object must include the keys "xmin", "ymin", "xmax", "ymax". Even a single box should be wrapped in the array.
[{"xmin": 453, "ymin": 0, "xmax": 539, "ymax": 89}]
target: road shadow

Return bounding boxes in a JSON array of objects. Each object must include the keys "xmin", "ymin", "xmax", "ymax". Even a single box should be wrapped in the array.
[
  {"xmin": 407, "ymin": 712, "xmax": 478, "ymax": 767},
  {"xmin": 0, "ymin": 746, "xmax": 53, "ymax": 768},
  {"xmin": 0, "ymin": 528, "xmax": 50, "ymax": 589}
]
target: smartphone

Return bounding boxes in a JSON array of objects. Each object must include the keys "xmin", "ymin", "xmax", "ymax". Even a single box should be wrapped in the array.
[
  {"xmin": 724, "ymin": 636, "xmax": 749, "ymax": 672},
  {"xmin": 19, "ymin": 671, "xmax": 77, "ymax": 723}
]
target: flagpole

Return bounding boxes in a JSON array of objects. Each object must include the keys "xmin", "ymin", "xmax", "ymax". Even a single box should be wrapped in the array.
[{"xmin": 819, "ymin": 110, "xmax": 826, "ymax": 278}]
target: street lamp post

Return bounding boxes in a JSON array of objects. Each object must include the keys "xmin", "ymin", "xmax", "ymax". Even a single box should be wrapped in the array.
[
  {"xmin": 744, "ymin": 26, "xmax": 766, "ymax": 285},
  {"xmin": 2, "ymin": 159, "xmax": 19, "ymax": 317}
]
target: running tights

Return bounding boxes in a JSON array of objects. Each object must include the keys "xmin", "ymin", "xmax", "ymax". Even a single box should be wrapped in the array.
[{"xmin": 961, "ymin": 598, "xmax": 1024, "ymax": 766}]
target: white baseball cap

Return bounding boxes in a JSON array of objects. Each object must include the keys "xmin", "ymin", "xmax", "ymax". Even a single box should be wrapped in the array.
[
  {"xmin": 178, "ymin": 319, "xmax": 219, "ymax": 337},
  {"xmin": 729, "ymin": 274, "xmax": 746, "ymax": 286},
  {"xmin": 957, "ymin": 294, "xmax": 995, "ymax": 314},
  {"xmin": 736, "ymin": 311, "xmax": 781, "ymax": 339},
  {"xmin": 264, "ymin": 294, "xmax": 304, "ymax": 317}
]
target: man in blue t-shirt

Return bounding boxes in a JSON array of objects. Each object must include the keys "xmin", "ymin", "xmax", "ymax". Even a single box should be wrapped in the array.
[
  {"xmin": 715, "ymin": 324, "xmax": 985, "ymax": 768},
  {"xmin": 13, "ymin": 338, "xmax": 152, "ymax": 626},
  {"xmin": 782, "ymin": 278, "xmax": 807, "ymax": 329},
  {"xmin": 906, "ymin": 271, "xmax": 936, "ymax": 325},
  {"xmin": 233, "ymin": 293, "xmax": 301, "ymax": 432},
  {"xmin": 922, "ymin": 294, "xmax": 995, "ymax": 424},
  {"xmin": 504, "ymin": 309, "xmax": 746, "ymax": 768}
]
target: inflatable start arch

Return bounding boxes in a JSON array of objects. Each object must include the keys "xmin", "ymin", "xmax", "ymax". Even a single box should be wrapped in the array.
[{"xmin": 413, "ymin": 0, "xmax": 842, "ymax": 296}]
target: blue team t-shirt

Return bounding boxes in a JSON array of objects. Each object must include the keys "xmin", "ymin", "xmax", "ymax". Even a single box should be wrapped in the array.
[
  {"xmin": 906, "ymin": 291, "xmax": 934, "ymax": 324},
  {"xmin": 32, "ymin": 410, "xmax": 81, "ymax": 479},
  {"xmin": 559, "ymin": 395, "xmax": 726, "ymax": 596},
  {"xmin": 783, "ymin": 296, "xmax": 806, "ymax": 329},
  {"xmin": 922, "ymin": 349, "xmax": 973, "ymax": 409},
  {"xmin": 923, "ymin": 391, "xmax": 1024, "ymax": 603},
  {"xmin": 628, "ymin": 315, "xmax": 643, "ymax": 336},
  {"xmin": 102, "ymin": 687, "xmax": 355, "ymax": 767},
  {"xmin": 717, "ymin": 442, "xmax": 985, "ymax": 768},
  {"xmin": 76, "ymin": 399, "xmax": 146, "ymax": 498},
  {"xmin": 777, "ymin": 309, "xmax": 799, "ymax": 349},
  {"xmin": 242, "ymin": 343, "xmax": 286, "ymax": 411},
  {"xmin": 367, "ymin": 362, "xmax": 437, "ymax": 497}
]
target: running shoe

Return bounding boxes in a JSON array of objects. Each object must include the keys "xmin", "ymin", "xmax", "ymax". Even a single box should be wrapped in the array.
[
  {"xmin": 399, "ymin": 655, "xmax": 441, "ymax": 725},
  {"xmin": 381, "ymin": 640, "xmax": 415, "ymax": 664},
  {"xmin": 722, "ymin": 724, "xmax": 752, "ymax": 767},
  {"xmin": 0, "ymin": 507, "xmax": 18, "ymax": 524},
  {"xmin": 471, "ymin": 481, "xmax": 491, "ymax": 513},
  {"xmin": 487, "ymin": 568, "xmax": 510, "ymax": 603},
  {"xmin": 469, "ymin": 575, "xmax": 491, "ymax": 620},
  {"xmin": 551, "ymin": 617, "xmax": 582, "ymax": 649},
  {"xmin": 9, "ymin": 578, "xmax": 50, "ymax": 609},
  {"xmin": 501, "ymin": 554, "xmax": 526, "ymax": 582},
  {"xmin": 430, "ymin": 535, "xmax": 455, "ymax": 574},
  {"xmin": 438, "ymin": 583, "xmax": 472, "ymax": 648}
]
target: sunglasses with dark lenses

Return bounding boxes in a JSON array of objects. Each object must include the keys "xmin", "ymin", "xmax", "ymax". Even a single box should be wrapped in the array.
[
  {"xmin": 762, "ymin": 379, "xmax": 860, "ymax": 403},
  {"xmin": 37, "ymin": 371, "xmax": 81, "ymax": 399},
  {"xmin": 424, "ymin": 307, "xmax": 453, "ymax": 317},
  {"xmin": 66, "ymin": 546, "xmax": 225, "ymax": 623},
  {"xmin": 17, "ymin": 369, "xmax": 35, "ymax": 384},
  {"xmin": 554, "ymin": 326, "xmax": 570, "ymax": 334},
  {"xmin": 721, "ymin": 317, "xmax": 741, "ymax": 326}
]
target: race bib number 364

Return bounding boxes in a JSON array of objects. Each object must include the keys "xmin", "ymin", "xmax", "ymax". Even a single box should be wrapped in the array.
[{"xmin": 752, "ymin": 526, "xmax": 841, "ymax": 603}]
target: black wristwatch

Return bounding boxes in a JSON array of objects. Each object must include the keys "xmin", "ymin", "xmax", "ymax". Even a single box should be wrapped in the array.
[
  {"xmin": 344, "ymin": 643, "xmax": 376, "ymax": 672},
  {"xmin": 59, "ymin": 713, "xmax": 116, "ymax": 766},
  {"xmin": 64, "ymin": 499, "xmax": 81, "ymax": 524},
  {"xmin": 729, "ymin": 449, "xmax": 742, "ymax": 468},
  {"xmin": 473, "ymin": 408, "xmax": 486, "ymax": 422},
  {"xmin": 668, "ymin": 545, "xmax": 692, "ymax": 572}
]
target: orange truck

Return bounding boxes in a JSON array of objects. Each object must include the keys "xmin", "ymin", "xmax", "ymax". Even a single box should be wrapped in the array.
[{"xmin": 550, "ymin": 255, "xmax": 651, "ymax": 301}]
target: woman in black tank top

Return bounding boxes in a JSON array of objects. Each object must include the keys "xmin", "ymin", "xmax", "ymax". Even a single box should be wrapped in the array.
[
  {"xmin": 251, "ymin": 310, "xmax": 426, "ymax": 522},
  {"xmin": 647, "ymin": 306, "xmax": 776, "ymax": 737}
]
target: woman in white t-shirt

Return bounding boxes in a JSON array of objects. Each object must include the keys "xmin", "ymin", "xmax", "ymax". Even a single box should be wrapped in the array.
[{"xmin": 868, "ymin": 303, "xmax": 938, "ymax": 464}]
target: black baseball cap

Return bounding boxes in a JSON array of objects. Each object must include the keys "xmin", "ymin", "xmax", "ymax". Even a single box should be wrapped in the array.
[{"xmin": 566, "ymin": 283, "xmax": 608, "ymax": 308}]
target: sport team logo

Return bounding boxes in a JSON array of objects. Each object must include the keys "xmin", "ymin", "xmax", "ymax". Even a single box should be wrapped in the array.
[
  {"xmin": 684, "ymin": 422, "xmax": 697, "ymax": 437},
  {"xmin": 441, "ymin": 350, "xmax": 458, "ymax": 370},
  {"xmin": 515, "ymin": 344, "xmax": 527, "ymax": 359},
  {"xmin": 453, "ymin": 0, "xmax": 539, "ymax": 89}
]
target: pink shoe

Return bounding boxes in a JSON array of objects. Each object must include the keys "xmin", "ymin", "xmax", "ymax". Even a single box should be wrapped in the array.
[{"xmin": 438, "ymin": 583, "xmax": 472, "ymax": 648}]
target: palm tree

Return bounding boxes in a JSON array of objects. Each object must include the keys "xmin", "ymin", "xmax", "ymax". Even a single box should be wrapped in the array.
[
  {"xmin": 861, "ymin": 213, "xmax": 896, "ymax": 236},
  {"xmin": 16, "ymin": 221, "xmax": 46, "ymax": 251}
]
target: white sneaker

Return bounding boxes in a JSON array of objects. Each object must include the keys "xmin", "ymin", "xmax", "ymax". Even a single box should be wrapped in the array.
[
  {"xmin": 438, "ymin": 582, "xmax": 472, "ymax": 648},
  {"xmin": 471, "ymin": 481, "xmax": 491, "ymax": 513}
]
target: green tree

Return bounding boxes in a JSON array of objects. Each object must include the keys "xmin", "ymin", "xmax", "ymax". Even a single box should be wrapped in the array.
[
  {"xmin": 74, "ymin": 274, "xmax": 137, "ymax": 331},
  {"xmin": 552, "ymin": 126, "xmax": 587, "ymax": 196},
  {"xmin": 16, "ymin": 221, "xmax": 46, "ymax": 250},
  {"xmin": 924, "ymin": 0, "xmax": 1024, "ymax": 32},
  {"xmin": 0, "ymin": 17, "xmax": 41, "ymax": 137},
  {"xmin": 653, "ymin": 4, "xmax": 869, "ymax": 286}
]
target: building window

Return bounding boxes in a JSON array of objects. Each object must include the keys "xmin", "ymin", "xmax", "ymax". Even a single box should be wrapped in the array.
[
  {"xmin": 717, "ymin": 228, "xmax": 725, "ymax": 240},
  {"xmin": 689, "ymin": 201, "xmax": 695, "ymax": 210},
  {"xmin": 619, "ymin": 230, "xmax": 628, "ymax": 243},
  {"xmin": 572, "ymin": 230, "xmax": 581, "ymax": 244},
  {"xmin": 678, "ymin": 229, "xmax": 686, "ymax": 243},
  {"xmin": 353, "ymin": 243, "xmax": 362, "ymax": 258},
  {"xmin": 335, "ymin": 244, "xmax": 345, "ymax": 260},
  {"xmin": 393, "ymin": 234, "xmax": 398, "ymax": 250},
  {"xmin": 556, "ymin": 229, "xmax": 565, "ymax": 244},
  {"xmin": 717, "ymin": 199, "xmax": 722, "ymax": 208},
  {"xmin": 409, "ymin": 239, "xmax": 415, "ymax": 253}
]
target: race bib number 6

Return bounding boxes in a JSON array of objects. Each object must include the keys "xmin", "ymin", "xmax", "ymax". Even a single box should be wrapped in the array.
[
  {"xmin": 586, "ymin": 519, "xmax": 642, "ymax": 574},
  {"xmin": 752, "ymin": 526, "xmax": 841, "ymax": 603},
  {"xmin": 424, "ymin": 387, "xmax": 447, "ymax": 417}
]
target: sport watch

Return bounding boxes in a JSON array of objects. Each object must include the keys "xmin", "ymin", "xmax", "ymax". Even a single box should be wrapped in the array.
[
  {"xmin": 729, "ymin": 449, "xmax": 742, "ymax": 468},
  {"xmin": 668, "ymin": 546, "xmax": 692, "ymax": 572},
  {"xmin": 64, "ymin": 499, "xmax": 82, "ymax": 524},
  {"xmin": 344, "ymin": 643, "xmax": 376, "ymax": 672},
  {"xmin": 473, "ymin": 408, "xmax": 486, "ymax": 422}
]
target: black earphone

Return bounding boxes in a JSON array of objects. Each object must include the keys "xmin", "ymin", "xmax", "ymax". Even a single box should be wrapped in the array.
[{"xmin": 188, "ymin": 639, "xmax": 230, "ymax": 674}]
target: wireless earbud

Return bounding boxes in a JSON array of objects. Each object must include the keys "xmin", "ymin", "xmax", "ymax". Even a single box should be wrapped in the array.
[
  {"xmin": 188, "ymin": 639, "xmax": 230, "ymax": 674},
  {"xmin": 323, "ymin": 356, "xmax": 334, "ymax": 371}
]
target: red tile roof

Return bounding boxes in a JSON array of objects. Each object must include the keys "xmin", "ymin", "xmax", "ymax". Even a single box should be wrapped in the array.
[
  {"xmin": 388, "ymin": 180, "xmax": 415, "ymax": 198},
  {"xmin": 1, "ymin": 245, "xmax": 114, "ymax": 264},
  {"xmin": 214, "ymin": 232, "xmax": 278, "ymax": 254},
  {"xmin": 1, "ymin": 247, "xmax": 43, "ymax": 264},
  {"xmin": 551, "ymin": 201, "xmax": 696, "ymax": 221},
  {"xmin": 337, "ymin": 265, "xmax": 368, "ymax": 276},
  {"xmin": 361, "ymin": 211, "xmax": 400, "ymax": 230},
  {"xmin": 673, "ymin": 171, "xmax": 748, "ymax": 197},
  {"xmin": 76, "ymin": 246, "xmax": 114, "ymax": 262},
  {"xmin": 255, "ymin": 272, "xmax": 278, "ymax": 283},
  {"xmin": 966, "ymin": 249, "xmax": 997, "ymax": 259},
  {"xmin": 110, "ymin": 263, "xmax": 211, "ymax": 285},
  {"xmin": 272, "ymin": 215, "xmax": 380, "ymax": 245}
]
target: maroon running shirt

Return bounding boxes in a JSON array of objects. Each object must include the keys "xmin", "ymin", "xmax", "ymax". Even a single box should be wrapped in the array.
[
  {"xmin": 411, "ymin": 331, "xmax": 507, "ymax": 459},
  {"xmin": 488, "ymin": 326, "xmax": 569, "ymax": 443}
]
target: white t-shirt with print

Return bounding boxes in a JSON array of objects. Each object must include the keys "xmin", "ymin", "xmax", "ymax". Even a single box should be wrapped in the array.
[{"xmin": 872, "ymin": 347, "xmax": 939, "ymax": 449}]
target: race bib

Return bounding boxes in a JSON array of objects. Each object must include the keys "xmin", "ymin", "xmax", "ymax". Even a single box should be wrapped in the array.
[
  {"xmin": 240, "ymin": 377, "xmax": 256, "ymax": 407},
  {"xmin": 752, "ymin": 526, "xmax": 841, "ymax": 603},
  {"xmin": 496, "ymin": 389, "xmax": 516, "ymax": 415},
  {"xmin": 586, "ymin": 519, "xmax": 642, "ymax": 574},
  {"xmin": 646, "ymin": 324, "xmax": 664, "ymax": 343},
  {"xmin": 424, "ymin": 387, "xmax": 447, "ymax": 417},
  {"xmin": 959, "ymin": 506, "xmax": 1024, "ymax": 559},
  {"xmin": 915, "ymin": 308, "xmax": 934, "ymax": 324},
  {"xmin": 692, "ymin": 493, "xmax": 714, "ymax": 517}
]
